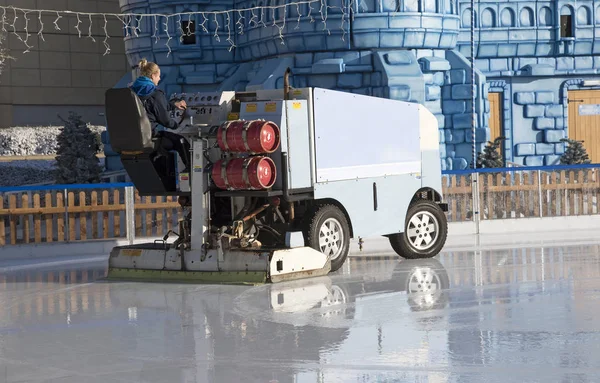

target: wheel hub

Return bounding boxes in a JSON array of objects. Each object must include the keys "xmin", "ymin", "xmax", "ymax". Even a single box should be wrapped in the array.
[
  {"xmin": 407, "ymin": 211, "xmax": 439, "ymax": 251},
  {"xmin": 318, "ymin": 218, "xmax": 344, "ymax": 260},
  {"xmin": 407, "ymin": 267, "xmax": 441, "ymax": 309}
]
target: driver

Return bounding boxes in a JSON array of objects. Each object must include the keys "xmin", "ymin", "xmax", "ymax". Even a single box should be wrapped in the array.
[{"xmin": 130, "ymin": 58, "xmax": 191, "ymax": 173}]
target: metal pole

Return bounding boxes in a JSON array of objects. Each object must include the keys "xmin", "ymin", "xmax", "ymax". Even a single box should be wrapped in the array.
[
  {"xmin": 63, "ymin": 188, "xmax": 69, "ymax": 242},
  {"xmin": 125, "ymin": 186, "xmax": 135, "ymax": 244},
  {"xmin": 470, "ymin": 0, "xmax": 479, "ymax": 234},
  {"xmin": 472, "ymin": 172, "xmax": 480, "ymax": 234},
  {"xmin": 537, "ymin": 170, "xmax": 543, "ymax": 217},
  {"xmin": 471, "ymin": 0, "xmax": 476, "ymax": 169}
]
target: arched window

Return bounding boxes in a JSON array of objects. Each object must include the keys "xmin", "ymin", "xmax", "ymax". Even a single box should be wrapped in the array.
[
  {"xmin": 577, "ymin": 6, "xmax": 591, "ymax": 25},
  {"xmin": 561, "ymin": 6, "xmax": 574, "ymax": 37},
  {"xmin": 500, "ymin": 8, "xmax": 515, "ymax": 27},
  {"xmin": 462, "ymin": 8, "xmax": 478, "ymax": 28},
  {"xmin": 519, "ymin": 7, "xmax": 534, "ymax": 27},
  {"xmin": 481, "ymin": 8, "xmax": 496, "ymax": 28},
  {"xmin": 538, "ymin": 6, "xmax": 552, "ymax": 26}
]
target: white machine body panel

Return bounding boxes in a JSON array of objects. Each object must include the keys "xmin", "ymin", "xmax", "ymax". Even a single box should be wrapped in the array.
[
  {"xmin": 312, "ymin": 88, "xmax": 422, "ymax": 182},
  {"xmin": 269, "ymin": 247, "xmax": 330, "ymax": 282}
]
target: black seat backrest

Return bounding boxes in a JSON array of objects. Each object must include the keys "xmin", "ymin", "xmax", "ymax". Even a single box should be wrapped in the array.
[{"xmin": 104, "ymin": 87, "xmax": 154, "ymax": 153}]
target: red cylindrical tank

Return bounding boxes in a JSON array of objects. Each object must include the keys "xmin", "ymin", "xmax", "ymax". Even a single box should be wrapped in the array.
[
  {"xmin": 217, "ymin": 120, "xmax": 280, "ymax": 154},
  {"xmin": 211, "ymin": 156, "xmax": 276, "ymax": 190}
]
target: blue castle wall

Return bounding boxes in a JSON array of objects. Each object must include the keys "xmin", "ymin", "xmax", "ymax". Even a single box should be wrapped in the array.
[{"xmin": 105, "ymin": 0, "xmax": 600, "ymax": 171}]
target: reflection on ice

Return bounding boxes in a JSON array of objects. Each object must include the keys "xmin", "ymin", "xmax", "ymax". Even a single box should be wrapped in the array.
[{"xmin": 1, "ymin": 245, "xmax": 600, "ymax": 382}]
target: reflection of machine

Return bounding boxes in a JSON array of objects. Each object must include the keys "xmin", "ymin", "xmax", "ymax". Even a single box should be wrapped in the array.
[
  {"xmin": 103, "ymin": 71, "xmax": 449, "ymax": 284},
  {"xmin": 234, "ymin": 258, "xmax": 450, "ymax": 328}
]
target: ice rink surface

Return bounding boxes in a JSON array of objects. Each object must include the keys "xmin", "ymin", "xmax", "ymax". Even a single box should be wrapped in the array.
[{"xmin": 2, "ymin": 237, "xmax": 600, "ymax": 382}]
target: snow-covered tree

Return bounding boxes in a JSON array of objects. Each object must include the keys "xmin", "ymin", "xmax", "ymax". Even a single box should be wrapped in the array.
[
  {"xmin": 476, "ymin": 136, "xmax": 506, "ymax": 168},
  {"xmin": 560, "ymin": 138, "xmax": 591, "ymax": 165},
  {"xmin": 55, "ymin": 112, "xmax": 102, "ymax": 184}
]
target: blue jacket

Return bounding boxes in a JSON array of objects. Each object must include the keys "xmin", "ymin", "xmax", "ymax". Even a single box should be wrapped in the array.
[{"xmin": 130, "ymin": 76, "xmax": 180, "ymax": 133}]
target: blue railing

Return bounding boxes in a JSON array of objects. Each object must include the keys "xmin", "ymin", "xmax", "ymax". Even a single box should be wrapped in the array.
[
  {"xmin": 0, "ymin": 182, "xmax": 134, "ymax": 193},
  {"xmin": 1, "ymin": 164, "xmax": 599, "ymax": 192},
  {"xmin": 442, "ymin": 163, "xmax": 600, "ymax": 176}
]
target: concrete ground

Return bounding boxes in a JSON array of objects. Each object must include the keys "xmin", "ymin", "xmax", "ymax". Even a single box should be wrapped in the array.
[{"xmin": 1, "ymin": 234, "xmax": 600, "ymax": 382}]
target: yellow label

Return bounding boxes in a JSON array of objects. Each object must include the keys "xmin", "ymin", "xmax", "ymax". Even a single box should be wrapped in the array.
[
  {"xmin": 227, "ymin": 112, "xmax": 239, "ymax": 120},
  {"xmin": 122, "ymin": 249, "xmax": 142, "ymax": 257},
  {"xmin": 245, "ymin": 103, "xmax": 257, "ymax": 113},
  {"xmin": 292, "ymin": 102, "xmax": 302, "ymax": 110},
  {"xmin": 292, "ymin": 89, "xmax": 303, "ymax": 96},
  {"xmin": 265, "ymin": 102, "xmax": 277, "ymax": 112}
]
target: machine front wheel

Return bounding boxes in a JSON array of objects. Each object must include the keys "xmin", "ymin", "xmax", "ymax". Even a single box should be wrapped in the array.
[
  {"xmin": 388, "ymin": 200, "xmax": 448, "ymax": 259},
  {"xmin": 304, "ymin": 204, "xmax": 350, "ymax": 273}
]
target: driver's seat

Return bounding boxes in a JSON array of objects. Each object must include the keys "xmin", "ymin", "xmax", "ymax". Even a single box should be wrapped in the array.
[{"xmin": 104, "ymin": 87, "xmax": 178, "ymax": 195}]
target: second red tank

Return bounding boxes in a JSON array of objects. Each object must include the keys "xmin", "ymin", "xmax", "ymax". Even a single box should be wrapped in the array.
[
  {"xmin": 217, "ymin": 120, "xmax": 280, "ymax": 154},
  {"xmin": 211, "ymin": 156, "xmax": 277, "ymax": 190}
]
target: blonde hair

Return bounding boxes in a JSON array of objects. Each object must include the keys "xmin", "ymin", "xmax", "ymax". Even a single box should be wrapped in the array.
[{"xmin": 138, "ymin": 58, "xmax": 159, "ymax": 78}]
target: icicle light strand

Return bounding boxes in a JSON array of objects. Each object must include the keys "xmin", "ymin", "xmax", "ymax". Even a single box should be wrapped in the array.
[{"xmin": 0, "ymin": 1, "xmax": 351, "ymax": 57}]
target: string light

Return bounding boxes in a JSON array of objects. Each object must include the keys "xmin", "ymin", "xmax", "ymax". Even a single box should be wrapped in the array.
[
  {"xmin": 75, "ymin": 13, "xmax": 82, "ymax": 38},
  {"xmin": 226, "ymin": 12, "xmax": 234, "ymax": 50},
  {"xmin": 37, "ymin": 11, "xmax": 45, "ymax": 42},
  {"xmin": 1, "ymin": 7, "xmax": 6, "ymax": 33},
  {"xmin": 88, "ymin": 14, "xmax": 96, "ymax": 42},
  {"xmin": 102, "ymin": 14, "xmax": 110, "ymax": 55},
  {"xmin": 53, "ymin": 11, "xmax": 61, "ymax": 31},
  {"xmin": 152, "ymin": 15, "xmax": 159, "ymax": 43},
  {"xmin": 0, "ymin": 2, "xmax": 350, "ymax": 57},
  {"xmin": 22, "ymin": 10, "xmax": 33, "ymax": 52},
  {"xmin": 236, "ymin": 10, "xmax": 244, "ymax": 35},
  {"xmin": 163, "ymin": 15, "xmax": 172, "ymax": 56},
  {"xmin": 200, "ymin": 12, "xmax": 209, "ymax": 33}
]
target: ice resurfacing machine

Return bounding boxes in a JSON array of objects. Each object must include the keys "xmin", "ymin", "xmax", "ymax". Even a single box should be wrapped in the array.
[{"xmin": 104, "ymin": 79, "xmax": 448, "ymax": 283}]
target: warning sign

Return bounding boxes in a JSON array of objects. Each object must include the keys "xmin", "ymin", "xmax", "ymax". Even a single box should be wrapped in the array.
[
  {"xmin": 227, "ymin": 112, "xmax": 239, "ymax": 120},
  {"xmin": 265, "ymin": 102, "xmax": 277, "ymax": 112},
  {"xmin": 122, "ymin": 249, "xmax": 142, "ymax": 257},
  {"xmin": 292, "ymin": 102, "xmax": 302, "ymax": 110},
  {"xmin": 245, "ymin": 103, "xmax": 257, "ymax": 113}
]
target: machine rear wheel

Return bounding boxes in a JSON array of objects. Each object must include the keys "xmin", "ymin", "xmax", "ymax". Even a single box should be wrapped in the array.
[
  {"xmin": 388, "ymin": 200, "xmax": 447, "ymax": 259},
  {"xmin": 304, "ymin": 204, "xmax": 350, "ymax": 273}
]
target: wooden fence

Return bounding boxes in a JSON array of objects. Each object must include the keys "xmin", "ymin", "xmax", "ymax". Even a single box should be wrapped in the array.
[
  {"xmin": 443, "ymin": 168, "xmax": 600, "ymax": 222},
  {"xmin": 0, "ymin": 186, "xmax": 181, "ymax": 245},
  {"xmin": 1, "ymin": 166, "xmax": 600, "ymax": 246}
]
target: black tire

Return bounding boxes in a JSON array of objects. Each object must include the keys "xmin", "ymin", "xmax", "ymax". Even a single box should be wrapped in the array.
[
  {"xmin": 304, "ymin": 204, "xmax": 351, "ymax": 273},
  {"xmin": 388, "ymin": 200, "xmax": 447, "ymax": 259}
]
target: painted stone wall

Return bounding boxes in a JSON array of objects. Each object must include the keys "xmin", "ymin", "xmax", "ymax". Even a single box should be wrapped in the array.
[
  {"xmin": 512, "ymin": 86, "xmax": 565, "ymax": 166},
  {"xmin": 109, "ymin": 0, "xmax": 476, "ymax": 172},
  {"xmin": 457, "ymin": 0, "xmax": 600, "ymax": 167},
  {"xmin": 107, "ymin": 0, "xmax": 600, "ymax": 173}
]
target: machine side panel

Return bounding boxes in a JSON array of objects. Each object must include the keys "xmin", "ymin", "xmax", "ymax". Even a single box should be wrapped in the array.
[
  {"xmin": 313, "ymin": 174, "xmax": 421, "ymax": 238},
  {"xmin": 191, "ymin": 140, "xmax": 208, "ymax": 251},
  {"xmin": 312, "ymin": 88, "xmax": 421, "ymax": 183},
  {"xmin": 284, "ymin": 100, "xmax": 312, "ymax": 189},
  {"xmin": 418, "ymin": 104, "xmax": 443, "ymax": 197}
]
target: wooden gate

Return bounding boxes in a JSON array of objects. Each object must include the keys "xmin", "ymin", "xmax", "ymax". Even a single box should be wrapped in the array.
[
  {"xmin": 568, "ymin": 89, "xmax": 600, "ymax": 163},
  {"xmin": 488, "ymin": 92, "xmax": 504, "ymax": 162}
]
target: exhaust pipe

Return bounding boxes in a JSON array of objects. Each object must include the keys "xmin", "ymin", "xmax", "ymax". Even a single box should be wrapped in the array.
[{"xmin": 284, "ymin": 67, "xmax": 291, "ymax": 101}]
